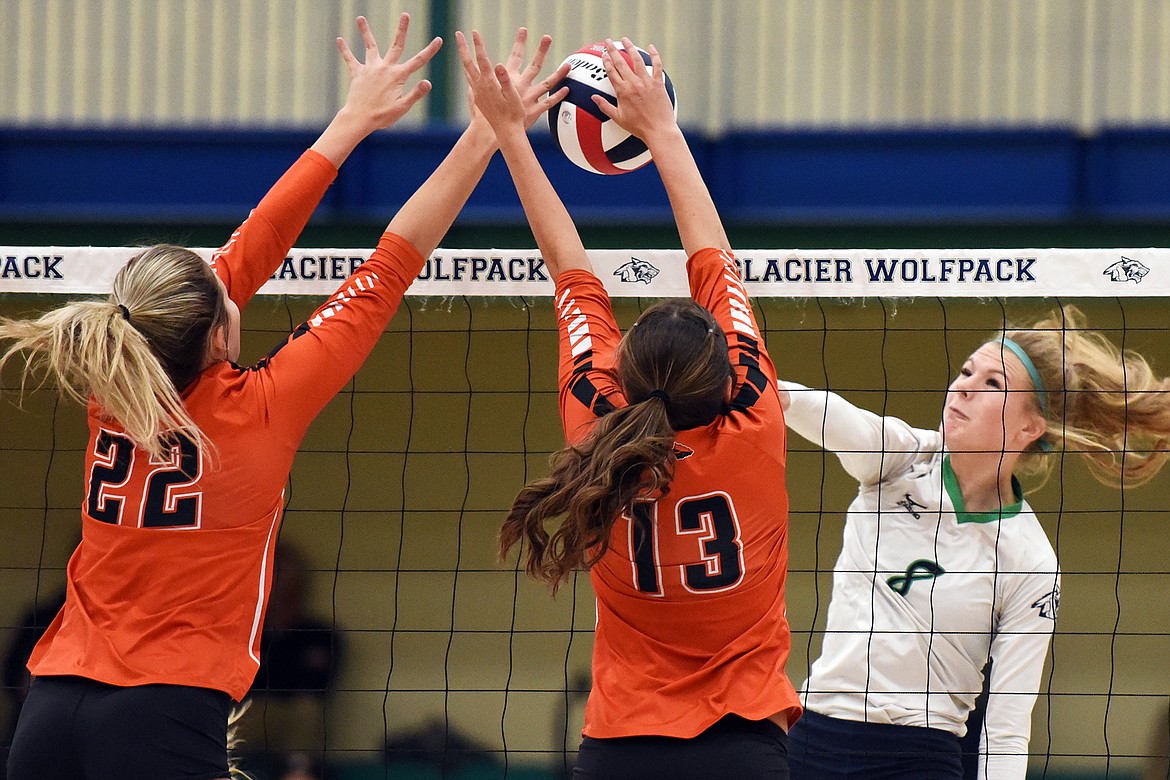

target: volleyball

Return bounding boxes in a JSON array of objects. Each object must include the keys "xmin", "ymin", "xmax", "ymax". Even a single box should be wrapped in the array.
[{"xmin": 547, "ymin": 40, "xmax": 677, "ymax": 175}]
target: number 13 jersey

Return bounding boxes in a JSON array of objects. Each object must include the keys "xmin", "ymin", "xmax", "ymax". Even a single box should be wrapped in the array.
[{"xmin": 554, "ymin": 247, "xmax": 802, "ymax": 739}]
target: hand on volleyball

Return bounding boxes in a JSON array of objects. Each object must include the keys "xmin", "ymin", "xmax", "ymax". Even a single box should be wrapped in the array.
[
  {"xmin": 457, "ymin": 29, "xmax": 570, "ymax": 137},
  {"xmin": 336, "ymin": 14, "xmax": 443, "ymax": 132},
  {"xmin": 593, "ymin": 37, "xmax": 677, "ymax": 143}
]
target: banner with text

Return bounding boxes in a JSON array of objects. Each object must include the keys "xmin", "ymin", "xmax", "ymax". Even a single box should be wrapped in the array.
[{"xmin": 0, "ymin": 247, "xmax": 1164, "ymax": 297}]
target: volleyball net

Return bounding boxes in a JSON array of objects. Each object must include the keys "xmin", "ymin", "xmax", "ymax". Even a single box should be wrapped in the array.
[{"xmin": 1, "ymin": 246, "xmax": 1167, "ymax": 779}]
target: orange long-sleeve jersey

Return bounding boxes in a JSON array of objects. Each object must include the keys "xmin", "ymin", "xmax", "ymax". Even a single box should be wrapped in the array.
[
  {"xmin": 554, "ymin": 247, "xmax": 802, "ymax": 739},
  {"xmin": 28, "ymin": 150, "xmax": 424, "ymax": 701}
]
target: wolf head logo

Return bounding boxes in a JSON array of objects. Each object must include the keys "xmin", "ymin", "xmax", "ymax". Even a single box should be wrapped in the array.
[
  {"xmin": 1103, "ymin": 257, "xmax": 1150, "ymax": 283},
  {"xmin": 614, "ymin": 257, "xmax": 660, "ymax": 284},
  {"xmin": 1031, "ymin": 586, "xmax": 1060, "ymax": 620}
]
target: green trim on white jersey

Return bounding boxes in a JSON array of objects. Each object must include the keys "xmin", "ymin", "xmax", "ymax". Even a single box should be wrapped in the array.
[{"xmin": 941, "ymin": 455, "xmax": 1025, "ymax": 524}]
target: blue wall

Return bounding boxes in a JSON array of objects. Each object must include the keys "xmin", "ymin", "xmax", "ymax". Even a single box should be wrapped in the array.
[{"xmin": 4, "ymin": 126, "xmax": 1170, "ymax": 225}]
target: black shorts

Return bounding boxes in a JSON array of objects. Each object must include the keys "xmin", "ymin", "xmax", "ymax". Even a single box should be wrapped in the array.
[
  {"xmin": 574, "ymin": 713, "xmax": 789, "ymax": 780},
  {"xmin": 7, "ymin": 675, "xmax": 233, "ymax": 780},
  {"xmin": 788, "ymin": 709, "xmax": 963, "ymax": 780}
]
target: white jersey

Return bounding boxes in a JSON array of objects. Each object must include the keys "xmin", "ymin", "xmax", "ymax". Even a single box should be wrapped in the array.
[{"xmin": 783, "ymin": 382, "xmax": 1060, "ymax": 780}]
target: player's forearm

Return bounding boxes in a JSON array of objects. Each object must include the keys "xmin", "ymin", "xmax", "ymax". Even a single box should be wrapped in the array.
[
  {"xmin": 643, "ymin": 125, "xmax": 731, "ymax": 258},
  {"xmin": 497, "ymin": 129, "xmax": 592, "ymax": 280},
  {"xmin": 977, "ymin": 741, "xmax": 1030, "ymax": 780},
  {"xmin": 781, "ymin": 382, "xmax": 856, "ymax": 449},
  {"xmin": 310, "ymin": 106, "xmax": 380, "ymax": 170},
  {"xmin": 980, "ymin": 606, "xmax": 1055, "ymax": 780},
  {"xmin": 780, "ymin": 380, "xmax": 914, "ymax": 482},
  {"xmin": 387, "ymin": 124, "xmax": 497, "ymax": 258},
  {"xmin": 213, "ymin": 151, "xmax": 338, "ymax": 307}
]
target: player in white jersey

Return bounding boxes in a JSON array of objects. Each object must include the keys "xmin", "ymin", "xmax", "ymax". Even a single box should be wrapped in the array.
[{"xmin": 780, "ymin": 306, "xmax": 1170, "ymax": 780}]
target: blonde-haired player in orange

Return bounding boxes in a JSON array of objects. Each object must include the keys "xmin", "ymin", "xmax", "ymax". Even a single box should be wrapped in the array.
[
  {"xmin": 1, "ymin": 17, "xmax": 567, "ymax": 780},
  {"xmin": 461, "ymin": 32, "xmax": 800, "ymax": 779}
]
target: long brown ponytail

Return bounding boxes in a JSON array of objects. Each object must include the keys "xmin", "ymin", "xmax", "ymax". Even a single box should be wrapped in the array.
[
  {"xmin": 1006, "ymin": 305, "xmax": 1170, "ymax": 487},
  {"xmin": 0, "ymin": 245, "xmax": 226, "ymax": 460},
  {"xmin": 501, "ymin": 298, "xmax": 733, "ymax": 592}
]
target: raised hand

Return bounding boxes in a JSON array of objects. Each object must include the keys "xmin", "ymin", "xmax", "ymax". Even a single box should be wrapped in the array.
[
  {"xmin": 336, "ymin": 14, "xmax": 444, "ymax": 134},
  {"xmin": 502, "ymin": 28, "xmax": 571, "ymax": 129},
  {"xmin": 457, "ymin": 29, "xmax": 569, "ymax": 138},
  {"xmin": 592, "ymin": 37, "xmax": 676, "ymax": 144},
  {"xmin": 591, "ymin": 38, "xmax": 725, "ymax": 255}
]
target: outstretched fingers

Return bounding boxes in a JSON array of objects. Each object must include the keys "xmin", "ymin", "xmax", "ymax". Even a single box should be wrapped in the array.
[
  {"xmin": 340, "ymin": 13, "xmax": 440, "ymax": 78},
  {"xmin": 336, "ymin": 16, "xmax": 379, "ymax": 76},
  {"xmin": 591, "ymin": 93, "xmax": 618, "ymax": 121},
  {"xmin": 455, "ymin": 30, "xmax": 478, "ymax": 80},
  {"xmin": 315, "ymin": 14, "xmax": 440, "ymax": 164},
  {"xmin": 471, "ymin": 30, "xmax": 494, "ymax": 78},
  {"xmin": 541, "ymin": 60, "xmax": 571, "ymax": 104},
  {"xmin": 512, "ymin": 34, "xmax": 568, "ymax": 128},
  {"xmin": 592, "ymin": 43, "xmax": 623, "ymax": 119},
  {"xmin": 457, "ymin": 30, "xmax": 502, "ymax": 98},
  {"xmin": 600, "ymin": 38, "xmax": 634, "ymax": 84},
  {"xmin": 620, "ymin": 37, "xmax": 645, "ymax": 74},
  {"xmin": 505, "ymin": 27, "xmax": 529, "ymax": 74},
  {"xmin": 357, "ymin": 16, "xmax": 381, "ymax": 58},
  {"xmin": 402, "ymin": 35, "xmax": 443, "ymax": 75},
  {"xmin": 336, "ymin": 36, "xmax": 361, "ymax": 76},
  {"xmin": 646, "ymin": 42, "xmax": 663, "ymax": 83},
  {"xmin": 591, "ymin": 37, "xmax": 672, "ymax": 137},
  {"xmin": 384, "ymin": 12, "xmax": 410, "ymax": 62},
  {"xmin": 460, "ymin": 28, "xmax": 570, "ymax": 131},
  {"xmin": 545, "ymin": 59, "xmax": 571, "ymax": 94},
  {"xmin": 620, "ymin": 36, "xmax": 657, "ymax": 84},
  {"xmin": 367, "ymin": 13, "xmax": 439, "ymax": 76},
  {"xmin": 523, "ymin": 34, "xmax": 554, "ymax": 82},
  {"xmin": 544, "ymin": 81, "xmax": 570, "ymax": 111},
  {"xmin": 494, "ymin": 63, "xmax": 515, "ymax": 91},
  {"xmin": 398, "ymin": 78, "xmax": 434, "ymax": 112}
]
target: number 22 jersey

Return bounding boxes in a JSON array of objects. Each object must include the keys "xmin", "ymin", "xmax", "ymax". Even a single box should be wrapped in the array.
[
  {"xmin": 555, "ymin": 247, "xmax": 802, "ymax": 739},
  {"xmin": 27, "ymin": 150, "xmax": 425, "ymax": 701}
]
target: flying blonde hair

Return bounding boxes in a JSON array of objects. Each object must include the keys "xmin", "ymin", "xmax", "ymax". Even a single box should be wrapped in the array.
[
  {"xmin": 1005, "ymin": 305, "xmax": 1170, "ymax": 487},
  {"xmin": 0, "ymin": 245, "xmax": 226, "ymax": 460}
]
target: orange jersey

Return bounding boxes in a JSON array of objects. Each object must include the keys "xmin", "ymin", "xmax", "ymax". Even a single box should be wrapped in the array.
[
  {"xmin": 28, "ymin": 151, "xmax": 425, "ymax": 701},
  {"xmin": 555, "ymin": 247, "xmax": 801, "ymax": 739}
]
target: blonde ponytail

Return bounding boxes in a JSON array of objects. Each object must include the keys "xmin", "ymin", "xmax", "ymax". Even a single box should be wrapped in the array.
[
  {"xmin": 1006, "ymin": 305, "xmax": 1170, "ymax": 487},
  {"xmin": 0, "ymin": 245, "xmax": 226, "ymax": 460}
]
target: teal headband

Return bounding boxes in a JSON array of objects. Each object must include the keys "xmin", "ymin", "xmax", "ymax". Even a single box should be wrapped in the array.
[{"xmin": 997, "ymin": 337, "xmax": 1054, "ymax": 452}]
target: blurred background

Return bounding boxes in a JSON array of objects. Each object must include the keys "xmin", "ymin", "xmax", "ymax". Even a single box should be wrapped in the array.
[
  {"xmin": 2, "ymin": 2, "xmax": 1170, "ymax": 779},
  {"xmin": 6, "ymin": 0, "xmax": 1170, "ymax": 249}
]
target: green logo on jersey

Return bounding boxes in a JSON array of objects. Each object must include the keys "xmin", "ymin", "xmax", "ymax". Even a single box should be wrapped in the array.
[{"xmin": 887, "ymin": 559, "xmax": 946, "ymax": 596}]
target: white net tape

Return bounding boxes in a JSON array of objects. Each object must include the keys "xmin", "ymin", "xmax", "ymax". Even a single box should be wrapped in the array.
[{"xmin": 0, "ymin": 247, "xmax": 1164, "ymax": 297}]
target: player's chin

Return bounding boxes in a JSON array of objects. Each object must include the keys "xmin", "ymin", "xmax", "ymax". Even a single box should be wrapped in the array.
[
  {"xmin": 941, "ymin": 418, "xmax": 977, "ymax": 452},
  {"xmin": 941, "ymin": 412, "xmax": 962, "ymax": 440},
  {"xmin": 942, "ymin": 427, "xmax": 1007, "ymax": 455}
]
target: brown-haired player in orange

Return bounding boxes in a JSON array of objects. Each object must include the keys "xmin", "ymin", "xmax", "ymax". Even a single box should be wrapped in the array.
[
  {"xmin": 461, "ymin": 32, "xmax": 800, "ymax": 779},
  {"xmin": 0, "ymin": 17, "xmax": 568, "ymax": 780}
]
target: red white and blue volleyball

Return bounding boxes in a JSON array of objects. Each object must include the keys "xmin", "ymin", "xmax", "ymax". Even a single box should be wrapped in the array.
[{"xmin": 547, "ymin": 41, "xmax": 677, "ymax": 175}]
